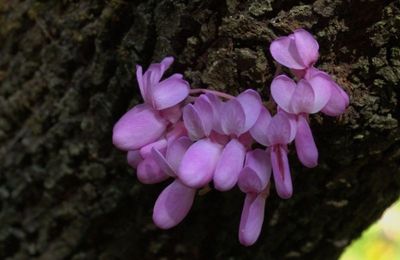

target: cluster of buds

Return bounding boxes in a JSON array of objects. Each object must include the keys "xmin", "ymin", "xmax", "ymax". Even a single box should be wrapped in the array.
[{"xmin": 112, "ymin": 29, "xmax": 349, "ymax": 246}]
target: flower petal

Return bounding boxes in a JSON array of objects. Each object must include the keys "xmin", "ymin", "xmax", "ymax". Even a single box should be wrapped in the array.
[
  {"xmin": 160, "ymin": 104, "xmax": 182, "ymax": 124},
  {"xmin": 239, "ymin": 192, "xmax": 267, "ymax": 246},
  {"xmin": 136, "ymin": 65, "xmax": 147, "ymax": 103},
  {"xmin": 290, "ymin": 79, "xmax": 315, "ymax": 114},
  {"xmin": 139, "ymin": 138, "xmax": 167, "ymax": 158},
  {"xmin": 205, "ymin": 93, "xmax": 224, "ymax": 133},
  {"xmin": 270, "ymin": 145, "xmax": 292, "ymax": 199},
  {"xmin": 271, "ymin": 75, "xmax": 297, "ymax": 113},
  {"xmin": 293, "ymin": 29, "xmax": 319, "ymax": 68},
  {"xmin": 238, "ymin": 149, "xmax": 271, "ymax": 193},
  {"xmin": 166, "ymin": 121, "xmax": 187, "ymax": 143},
  {"xmin": 220, "ymin": 99, "xmax": 246, "ymax": 136},
  {"xmin": 322, "ymin": 82, "xmax": 349, "ymax": 116},
  {"xmin": 307, "ymin": 73, "xmax": 332, "ymax": 113},
  {"xmin": 270, "ymin": 35, "xmax": 306, "ymax": 69},
  {"xmin": 183, "ymin": 104, "xmax": 206, "ymax": 140},
  {"xmin": 151, "ymin": 148, "xmax": 176, "ymax": 177},
  {"xmin": 277, "ymin": 109, "xmax": 298, "ymax": 142},
  {"xmin": 153, "ymin": 179, "xmax": 196, "ymax": 229},
  {"xmin": 137, "ymin": 156, "xmax": 169, "ymax": 184},
  {"xmin": 193, "ymin": 94, "xmax": 215, "ymax": 136},
  {"xmin": 295, "ymin": 114, "xmax": 318, "ymax": 168},
  {"xmin": 214, "ymin": 139, "xmax": 246, "ymax": 191},
  {"xmin": 249, "ymin": 106, "xmax": 272, "ymax": 146},
  {"xmin": 178, "ymin": 139, "xmax": 222, "ymax": 188},
  {"xmin": 266, "ymin": 113, "xmax": 293, "ymax": 145},
  {"xmin": 236, "ymin": 90, "xmax": 263, "ymax": 132},
  {"xmin": 112, "ymin": 104, "xmax": 167, "ymax": 151},
  {"xmin": 152, "ymin": 74, "xmax": 190, "ymax": 110},
  {"xmin": 166, "ymin": 136, "xmax": 192, "ymax": 172},
  {"xmin": 127, "ymin": 150, "xmax": 143, "ymax": 168}
]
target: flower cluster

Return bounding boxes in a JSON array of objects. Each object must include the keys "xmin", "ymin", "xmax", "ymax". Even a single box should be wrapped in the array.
[{"xmin": 112, "ymin": 29, "xmax": 349, "ymax": 246}]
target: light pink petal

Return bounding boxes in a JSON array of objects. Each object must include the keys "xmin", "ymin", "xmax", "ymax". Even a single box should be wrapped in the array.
[
  {"xmin": 153, "ymin": 179, "xmax": 196, "ymax": 229},
  {"xmin": 266, "ymin": 113, "xmax": 293, "ymax": 145},
  {"xmin": 139, "ymin": 138, "xmax": 167, "ymax": 158},
  {"xmin": 152, "ymin": 74, "xmax": 190, "ymax": 110},
  {"xmin": 160, "ymin": 104, "xmax": 182, "ymax": 124},
  {"xmin": 178, "ymin": 139, "xmax": 222, "ymax": 188},
  {"xmin": 194, "ymin": 95, "xmax": 215, "ymax": 136},
  {"xmin": 220, "ymin": 99, "xmax": 246, "ymax": 136},
  {"xmin": 182, "ymin": 104, "xmax": 206, "ymax": 140},
  {"xmin": 151, "ymin": 148, "xmax": 176, "ymax": 177},
  {"xmin": 137, "ymin": 156, "xmax": 169, "ymax": 184},
  {"xmin": 160, "ymin": 56, "xmax": 174, "ymax": 72},
  {"xmin": 270, "ymin": 36, "xmax": 306, "ymax": 70},
  {"xmin": 307, "ymin": 73, "xmax": 332, "ymax": 113},
  {"xmin": 127, "ymin": 150, "xmax": 143, "ymax": 168},
  {"xmin": 213, "ymin": 139, "xmax": 246, "ymax": 191},
  {"xmin": 166, "ymin": 136, "xmax": 192, "ymax": 172},
  {"xmin": 146, "ymin": 57, "xmax": 174, "ymax": 86},
  {"xmin": 166, "ymin": 121, "xmax": 187, "ymax": 143},
  {"xmin": 238, "ymin": 149, "xmax": 271, "ymax": 193},
  {"xmin": 112, "ymin": 104, "xmax": 167, "ymax": 151},
  {"xmin": 239, "ymin": 192, "xmax": 267, "ymax": 246},
  {"xmin": 290, "ymin": 79, "xmax": 315, "ymax": 114},
  {"xmin": 293, "ymin": 29, "xmax": 319, "ymax": 68},
  {"xmin": 277, "ymin": 109, "xmax": 297, "ymax": 142},
  {"xmin": 270, "ymin": 145, "xmax": 292, "ymax": 199},
  {"xmin": 236, "ymin": 90, "xmax": 263, "ymax": 132},
  {"xmin": 321, "ymin": 83, "xmax": 349, "ymax": 116},
  {"xmin": 136, "ymin": 65, "xmax": 147, "ymax": 102},
  {"xmin": 249, "ymin": 106, "xmax": 272, "ymax": 146},
  {"xmin": 271, "ymin": 75, "xmax": 297, "ymax": 113},
  {"xmin": 205, "ymin": 93, "xmax": 224, "ymax": 133},
  {"xmin": 295, "ymin": 115, "xmax": 318, "ymax": 168}
]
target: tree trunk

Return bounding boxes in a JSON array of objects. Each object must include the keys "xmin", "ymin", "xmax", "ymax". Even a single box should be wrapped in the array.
[{"xmin": 1, "ymin": 0, "xmax": 399, "ymax": 259}]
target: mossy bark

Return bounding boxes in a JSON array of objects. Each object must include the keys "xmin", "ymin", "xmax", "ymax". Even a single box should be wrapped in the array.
[{"xmin": 1, "ymin": 0, "xmax": 400, "ymax": 259}]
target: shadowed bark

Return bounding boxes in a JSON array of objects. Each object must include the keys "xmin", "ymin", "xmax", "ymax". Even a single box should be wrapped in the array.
[{"xmin": 0, "ymin": 0, "xmax": 400, "ymax": 259}]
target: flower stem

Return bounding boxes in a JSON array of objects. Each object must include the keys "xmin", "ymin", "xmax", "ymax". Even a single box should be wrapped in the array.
[{"xmin": 189, "ymin": 88, "xmax": 235, "ymax": 100}]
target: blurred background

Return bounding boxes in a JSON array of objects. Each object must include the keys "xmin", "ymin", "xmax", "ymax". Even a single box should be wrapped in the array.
[{"xmin": 341, "ymin": 199, "xmax": 400, "ymax": 260}]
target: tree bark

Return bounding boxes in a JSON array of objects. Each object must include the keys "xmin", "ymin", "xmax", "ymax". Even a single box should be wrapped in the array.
[{"xmin": 1, "ymin": 0, "xmax": 399, "ymax": 259}]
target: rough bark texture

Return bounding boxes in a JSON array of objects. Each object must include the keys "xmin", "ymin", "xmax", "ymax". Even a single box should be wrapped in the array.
[{"xmin": 1, "ymin": 0, "xmax": 400, "ymax": 259}]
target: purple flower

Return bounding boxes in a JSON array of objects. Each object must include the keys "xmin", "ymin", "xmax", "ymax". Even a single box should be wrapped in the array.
[
  {"xmin": 269, "ymin": 29, "xmax": 350, "ymax": 117},
  {"xmin": 150, "ymin": 135, "xmax": 196, "ymax": 229},
  {"xmin": 271, "ymin": 74, "xmax": 331, "ymax": 167},
  {"xmin": 178, "ymin": 94, "xmax": 223, "ymax": 188},
  {"xmin": 237, "ymin": 149, "xmax": 271, "ymax": 246},
  {"xmin": 250, "ymin": 109, "xmax": 295, "ymax": 199},
  {"xmin": 152, "ymin": 179, "xmax": 196, "ymax": 229},
  {"xmin": 213, "ymin": 90, "xmax": 263, "ymax": 191},
  {"xmin": 304, "ymin": 68, "xmax": 350, "ymax": 116},
  {"xmin": 112, "ymin": 57, "xmax": 190, "ymax": 151},
  {"xmin": 270, "ymin": 29, "xmax": 319, "ymax": 71}
]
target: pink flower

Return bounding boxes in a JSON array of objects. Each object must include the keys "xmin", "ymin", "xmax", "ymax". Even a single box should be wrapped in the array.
[
  {"xmin": 112, "ymin": 57, "xmax": 190, "ymax": 151},
  {"xmin": 305, "ymin": 68, "xmax": 350, "ymax": 116},
  {"xmin": 152, "ymin": 179, "xmax": 196, "ymax": 229},
  {"xmin": 271, "ymin": 74, "xmax": 331, "ymax": 167},
  {"xmin": 270, "ymin": 29, "xmax": 319, "ymax": 71},
  {"xmin": 213, "ymin": 90, "xmax": 263, "ymax": 191},
  {"xmin": 237, "ymin": 149, "xmax": 271, "ymax": 246},
  {"xmin": 269, "ymin": 29, "xmax": 350, "ymax": 117},
  {"xmin": 250, "ymin": 109, "xmax": 295, "ymax": 199},
  {"xmin": 149, "ymin": 135, "xmax": 197, "ymax": 229},
  {"xmin": 178, "ymin": 94, "xmax": 223, "ymax": 188}
]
